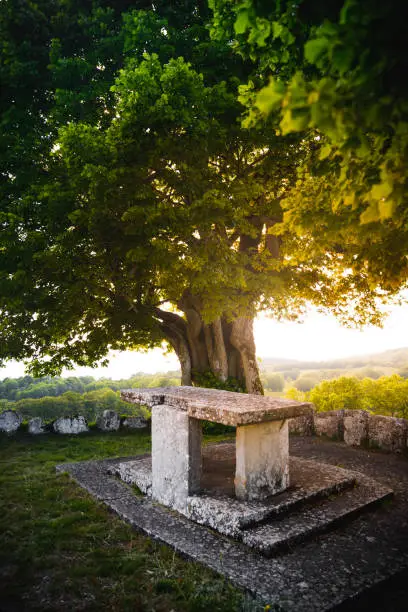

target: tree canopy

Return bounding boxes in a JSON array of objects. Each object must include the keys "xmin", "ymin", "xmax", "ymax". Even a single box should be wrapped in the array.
[
  {"xmin": 211, "ymin": 0, "xmax": 408, "ymax": 292},
  {"xmin": 1, "ymin": 0, "xmax": 406, "ymax": 394}
]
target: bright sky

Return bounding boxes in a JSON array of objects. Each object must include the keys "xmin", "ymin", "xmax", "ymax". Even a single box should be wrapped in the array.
[{"xmin": 0, "ymin": 301, "xmax": 407, "ymax": 380}]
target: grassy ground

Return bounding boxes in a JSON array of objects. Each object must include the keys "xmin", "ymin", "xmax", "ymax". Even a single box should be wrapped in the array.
[{"xmin": 0, "ymin": 430, "xmax": 264, "ymax": 612}]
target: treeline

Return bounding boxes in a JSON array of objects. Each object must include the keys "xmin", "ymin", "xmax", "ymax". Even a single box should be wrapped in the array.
[
  {"xmin": 0, "ymin": 372, "xmax": 180, "ymax": 401},
  {"xmin": 286, "ymin": 375, "xmax": 408, "ymax": 419},
  {"xmin": 262, "ymin": 366, "xmax": 408, "ymax": 393},
  {"xmin": 261, "ymin": 348, "xmax": 408, "ymax": 388},
  {"xmin": 2, "ymin": 371, "xmax": 407, "ymax": 421},
  {"xmin": 0, "ymin": 372, "xmax": 180, "ymax": 421}
]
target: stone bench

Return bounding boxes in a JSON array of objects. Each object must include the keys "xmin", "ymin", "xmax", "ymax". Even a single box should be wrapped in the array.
[{"xmin": 121, "ymin": 387, "xmax": 313, "ymax": 511}]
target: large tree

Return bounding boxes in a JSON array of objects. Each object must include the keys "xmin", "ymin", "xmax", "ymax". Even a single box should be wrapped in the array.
[{"xmin": 0, "ymin": 0, "xmax": 392, "ymax": 393}]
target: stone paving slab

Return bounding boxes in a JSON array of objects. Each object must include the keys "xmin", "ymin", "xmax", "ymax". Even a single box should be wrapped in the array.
[
  {"xmin": 109, "ymin": 444, "xmax": 361, "ymax": 538},
  {"xmin": 242, "ymin": 471, "xmax": 392, "ymax": 555},
  {"xmin": 110, "ymin": 456, "xmax": 152, "ymax": 495},
  {"xmin": 121, "ymin": 386, "xmax": 313, "ymax": 425},
  {"xmin": 56, "ymin": 438, "xmax": 408, "ymax": 611}
]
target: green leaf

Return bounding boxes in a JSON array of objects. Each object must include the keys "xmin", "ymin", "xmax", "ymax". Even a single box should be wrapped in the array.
[
  {"xmin": 304, "ymin": 37, "xmax": 329, "ymax": 65},
  {"xmin": 331, "ymin": 44, "xmax": 354, "ymax": 75},
  {"xmin": 254, "ymin": 79, "xmax": 286, "ymax": 116},
  {"xmin": 271, "ymin": 22, "xmax": 295, "ymax": 45},
  {"xmin": 252, "ymin": 17, "xmax": 271, "ymax": 47},
  {"xmin": 319, "ymin": 145, "xmax": 332, "ymax": 160},
  {"xmin": 280, "ymin": 109, "xmax": 309, "ymax": 134},
  {"xmin": 360, "ymin": 203, "xmax": 380, "ymax": 224},
  {"xmin": 370, "ymin": 181, "xmax": 393, "ymax": 201},
  {"xmin": 378, "ymin": 199, "xmax": 396, "ymax": 220},
  {"xmin": 234, "ymin": 10, "xmax": 251, "ymax": 35}
]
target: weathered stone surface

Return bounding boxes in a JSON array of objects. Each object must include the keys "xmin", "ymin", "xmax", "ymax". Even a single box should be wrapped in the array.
[
  {"xmin": 28, "ymin": 417, "xmax": 45, "ymax": 435},
  {"xmin": 58, "ymin": 438, "xmax": 407, "ymax": 612},
  {"xmin": 151, "ymin": 404, "xmax": 202, "ymax": 512},
  {"xmin": 368, "ymin": 414, "xmax": 408, "ymax": 452},
  {"xmin": 235, "ymin": 420, "xmax": 289, "ymax": 500},
  {"xmin": 314, "ymin": 410, "xmax": 344, "ymax": 439},
  {"xmin": 289, "ymin": 414, "xmax": 314, "ymax": 436},
  {"xmin": 57, "ymin": 437, "xmax": 408, "ymax": 612},
  {"xmin": 121, "ymin": 386, "xmax": 314, "ymax": 426},
  {"xmin": 96, "ymin": 410, "xmax": 120, "ymax": 432},
  {"xmin": 108, "ymin": 456, "xmax": 152, "ymax": 496},
  {"xmin": 189, "ymin": 473, "xmax": 358, "ymax": 539},
  {"xmin": 241, "ymin": 469, "xmax": 393, "ymax": 556},
  {"xmin": 0, "ymin": 410, "xmax": 22, "ymax": 434},
  {"xmin": 122, "ymin": 387, "xmax": 309, "ymax": 500},
  {"xmin": 343, "ymin": 410, "xmax": 370, "ymax": 447},
  {"xmin": 53, "ymin": 416, "xmax": 88, "ymax": 434},
  {"xmin": 121, "ymin": 416, "xmax": 149, "ymax": 429},
  {"xmin": 111, "ymin": 445, "xmax": 359, "ymax": 538}
]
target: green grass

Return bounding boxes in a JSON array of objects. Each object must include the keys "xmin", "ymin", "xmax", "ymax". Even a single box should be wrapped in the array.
[{"xmin": 0, "ymin": 430, "xmax": 265, "ymax": 611}]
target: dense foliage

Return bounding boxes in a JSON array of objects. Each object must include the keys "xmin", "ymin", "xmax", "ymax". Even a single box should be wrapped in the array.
[
  {"xmin": 287, "ymin": 375, "xmax": 408, "ymax": 419},
  {"xmin": 2, "ymin": 0, "xmax": 405, "ymax": 395},
  {"xmin": 210, "ymin": 0, "xmax": 408, "ymax": 298},
  {"xmin": 0, "ymin": 371, "xmax": 179, "ymax": 420},
  {"xmin": 0, "ymin": 372, "xmax": 180, "ymax": 401}
]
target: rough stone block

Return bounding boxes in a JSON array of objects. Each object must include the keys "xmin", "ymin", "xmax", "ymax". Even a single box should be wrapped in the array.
[
  {"xmin": 122, "ymin": 416, "xmax": 149, "ymax": 429},
  {"xmin": 235, "ymin": 420, "xmax": 289, "ymax": 500},
  {"xmin": 0, "ymin": 410, "xmax": 22, "ymax": 434},
  {"xmin": 151, "ymin": 404, "xmax": 202, "ymax": 512},
  {"xmin": 28, "ymin": 417, "xmax": 45, "ymax": 435},
  {"xmin": 314, "ymin": 410, "xmax": 344, "ymax": 440},
  {"xmin": 53, "ymin": 416, "xmax": 88, "ymax": 434},
  {"xmin": 368, "ymin": 414, "xmax": 407, "ymax": 452},
  {"xmin": 343, "ymin": 410, "xmax": 369, "ymax": 447},
  {"xmin": 121, "ymin": 386, "xmax": 313, "ymax": 426},
  {"xmin": 289, "ymin": 414, "xmax": 314, "ymax": 436},
  {"xmin": 96, "ymin": 410, "xmax": 120, "ymax": 431}
]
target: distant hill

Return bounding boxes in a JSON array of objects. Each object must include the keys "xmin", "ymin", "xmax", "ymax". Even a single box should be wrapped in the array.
[{"xmin": 260, "ymin": 348, "xmax": 408, "ymax": 375}]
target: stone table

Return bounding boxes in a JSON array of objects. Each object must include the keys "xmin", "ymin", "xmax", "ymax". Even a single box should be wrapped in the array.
[{"xmin": 121, "ymin": 387, "xmax": 313, "ymax": 510}]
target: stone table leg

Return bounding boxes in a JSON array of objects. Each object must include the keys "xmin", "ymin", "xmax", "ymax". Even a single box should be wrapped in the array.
[
  {"xmin": 234, "ymin": 419, "xmax": 289, "ymax": 500},
  {"xmin": 151, "ymin": 405, "xmax": 202, "ymax": 512}
]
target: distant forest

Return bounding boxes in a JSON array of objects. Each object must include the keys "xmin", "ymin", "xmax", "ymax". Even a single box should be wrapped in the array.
[
  {"xmin": 261, "ymin": 347, "xmax": 408, "ymax": 392},
  {"xmin": 0, "ymin": 348, "xmax": 407, "ymax": 421},
  {"xmin": 0, "ymin": 371, "xmax": 180, "ymax": 422}
]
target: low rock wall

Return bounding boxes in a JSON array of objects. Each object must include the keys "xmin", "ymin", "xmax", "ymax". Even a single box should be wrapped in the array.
[
  {"xmin": 0, "ymin": 409, "xmax": 149, "ymax": 435},
  {"xmin": 290, "ymin": 409, "xmax": 408, "ymax": 454},
  {"xmin": 1, "ymin": 405, "xmax": 407, "ymax": 454}
]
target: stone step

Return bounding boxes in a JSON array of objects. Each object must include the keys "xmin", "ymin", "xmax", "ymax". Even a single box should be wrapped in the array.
[
  {"xmin": 109, "ymin": 453, "xmax": 359, "ymax": 538},
  {"xmin": 108, "ymin": 447, "xmax": 393, "ymax": 555},
  {"xmin": 241, "ymin": 472, "xmax": 393, "ymax": 556},
  {"xmin": 187, "ymin": 457, "xmax": 357, "ymax": 537},
  {"xmin": 108, "ymin": 456, "xmax": 152, "ymax": 496}
]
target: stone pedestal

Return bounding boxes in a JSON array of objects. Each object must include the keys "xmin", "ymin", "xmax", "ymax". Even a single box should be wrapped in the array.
[
  {"xmin": 235, "ymin": 420, "xmax": 289, "ymax": 500},
  {"xmin": 151, "ymin": 404, "xmax": 202, "ymax": 512}
]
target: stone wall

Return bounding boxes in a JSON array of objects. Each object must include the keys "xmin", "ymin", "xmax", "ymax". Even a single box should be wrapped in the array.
[
  {"xmin": 1, "ymin": 404, "xmax": 407, "ymax": 455},
  {"xmin": 290, "ymin": 409, "xmax": 408, "ymax": 454},
  {"xmin": 0, "ymin": 409, "xmax": 149, "ymax": 435}
]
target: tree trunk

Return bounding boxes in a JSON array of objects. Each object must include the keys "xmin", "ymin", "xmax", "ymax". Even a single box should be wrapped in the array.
[
  {"xmin": 229, "ymin": 317, "xmax": 264, "ymax": 395},
  {"xmin": 154, "ymin": 299, "xmax": 264, "ymax": 395}
]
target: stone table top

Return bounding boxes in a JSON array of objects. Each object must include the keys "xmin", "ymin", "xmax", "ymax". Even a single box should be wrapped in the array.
[{"xmin": 121, "ymin": 386, "xmax": 314, "ymax": 427}]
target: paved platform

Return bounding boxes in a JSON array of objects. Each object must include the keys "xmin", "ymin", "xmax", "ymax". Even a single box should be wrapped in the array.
[
  {"xmin": 56, "ymin": 437, "xmax": 408, "ymax": 611},
  {"xmin": 108, "ymin": 443, "xmax": 391, "ymax": 547}
]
